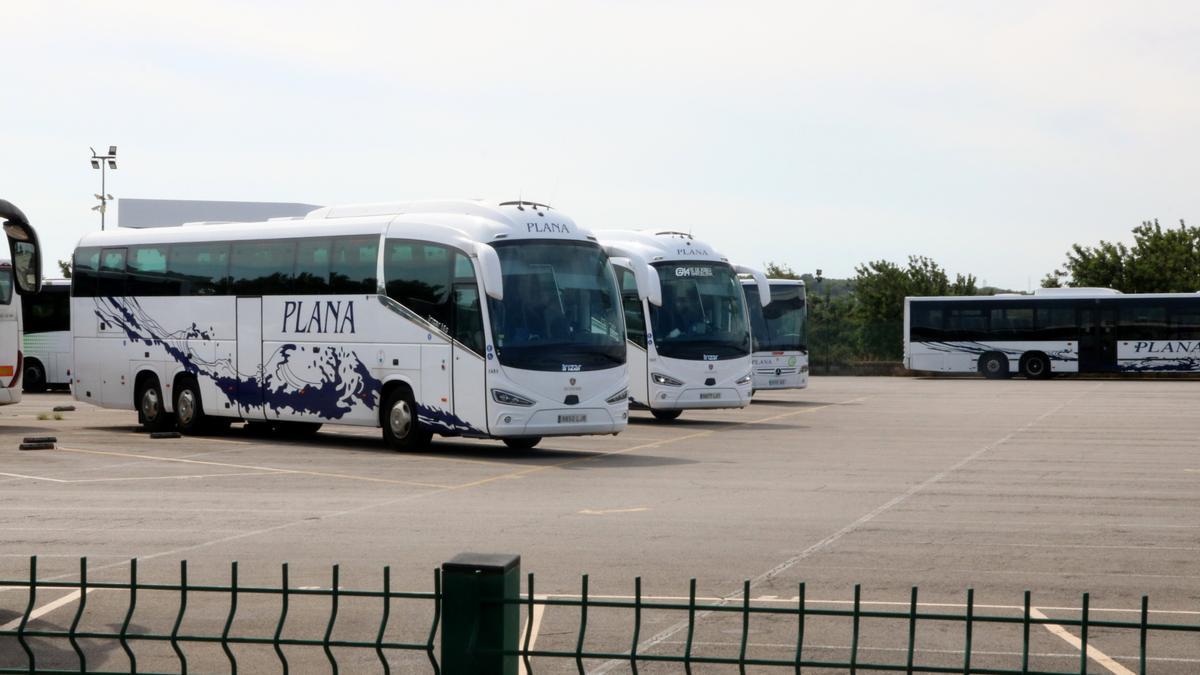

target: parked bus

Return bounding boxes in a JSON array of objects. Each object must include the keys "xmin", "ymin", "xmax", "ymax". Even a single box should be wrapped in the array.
[
  {"xmin": 742, "ymin": 278, "xmax": 808, "ymax": 392},
  {"xmin": 905, "ymin": 288, "xmax": 1200, "ymax": 378},
  {"xmin": 20, "ymin": 278, "xmax": 71, "ymax": 392},
  {"xmin": 71, "ymin": 200, "xmax": 647, "ymax": 449},
  {"xmin": 0, "ymin": 199, "xmax": 44, "ymax": 404},
  {"xmin": 597, "ymin": 229, "xmax": 769, "ymax": 421}
]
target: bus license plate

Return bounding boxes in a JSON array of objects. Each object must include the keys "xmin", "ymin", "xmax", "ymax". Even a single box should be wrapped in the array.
[
  {"xmin": 699, "ymin": 392, "xmax": 721, "ymax": 400},
  {"xmin": 558, "ymin": 414, "xmax": 587, "ymax": 424},
  {"xmin": 769, "ymin": 378, "xmax": 786, "ymax": 386}
]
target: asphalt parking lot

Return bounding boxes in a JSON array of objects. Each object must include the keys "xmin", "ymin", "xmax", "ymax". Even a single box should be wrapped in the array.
[{"xmin": 1, "ymin": 376, "xmax": 1198, "ymax": 673}]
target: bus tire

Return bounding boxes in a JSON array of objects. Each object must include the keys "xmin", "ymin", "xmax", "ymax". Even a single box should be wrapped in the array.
[
  {"xmin": 651, "ymin": 409, "xmax": 683, "ymax": 422},
  {"xmin": 381, "ymin": 387, "xmax": 431, "ymax": 451},
  {"xmin": 502, "ymin": 436, "xmax": 541, "ymax": 450},
  {"xmin": 979, "ymin": 353, "xmax": 1010, "ymax": 379},
  {"xmin": 1020, "ymin": 353, "xmax": 1052, "ymax": 380},
  {"xmin": 136, "ymin": 374, "xmax": 172, "ymax": 432},
  {"xmin": 173, "ymin": 376, "xmax": 209, "ymax": 435},
  {"xmin": 22, "ymin": 359, "xmax": 46, "ymax": 394}
]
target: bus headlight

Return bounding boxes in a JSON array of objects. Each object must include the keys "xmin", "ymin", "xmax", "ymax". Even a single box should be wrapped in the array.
[
  {"xmin": 605, "ymin": 388, "xmax": 629, "ymax": 404},
  {"xmin": 736, "ymin": 372, "xmax": 753, "ymax": 385},
  {"xmin": 491, "ymin": 388, "xmax": 534, "ymax": 406},
  {"xmin": 651, "ymin": 372, "xmax": 683, "ymax": 386}
]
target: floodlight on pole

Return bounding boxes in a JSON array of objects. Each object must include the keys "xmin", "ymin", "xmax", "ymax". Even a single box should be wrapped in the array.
[{"xmin": 89, "ymin": 145, "xmax": 118, "ymax": 230}]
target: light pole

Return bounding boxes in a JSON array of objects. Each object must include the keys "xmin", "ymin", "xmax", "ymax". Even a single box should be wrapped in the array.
[
  {"xmin": 90, "ymin": 146, "xmax": 117, "ymax": 229},
  {"xmin": 814, "ymin": 269, "xmax": 824, "ymax": 375}
]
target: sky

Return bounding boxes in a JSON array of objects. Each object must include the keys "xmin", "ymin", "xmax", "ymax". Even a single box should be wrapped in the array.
[{"xmin": 4, "ymin": 1, "xmax": 1200, "ymax": 290}]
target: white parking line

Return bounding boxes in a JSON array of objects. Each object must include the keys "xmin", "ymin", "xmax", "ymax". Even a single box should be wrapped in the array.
[
  {"xmin": 1030, "ymin": 606, "xmax": 1135, "ymax": 675},
  {"xmin": 0, "ymin": 589, "xmax": 94, "ymax": 631}
]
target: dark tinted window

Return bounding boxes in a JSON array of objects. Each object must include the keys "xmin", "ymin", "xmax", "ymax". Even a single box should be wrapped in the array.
[
  {"xmin": 230, "ymin": 240, "xmax": 295, "ymax": 295},
  {"xmin": 98, "ymin": 248, "xmax": 127, "ymax": 297},
  {"xmin": 330, "ymin": 236, "xmax": 379, "ymax": 294},
  {"xmin": 909, "ymin": 302, "xmax": 945, "ymax": 341},
  {"xmin": 384, "ymin": 240, "xmax": 451, "ymax": 329},
  {"xmin": 168, "ymin": 242, "xmax": 230, "ymax": 296},
  {"xmin": 72, "ymin": 247, "xmax": 101, "ymax": 297},
  {"xmin": 1033, "ymin": 304, "xmax": 1077, "ymax": 340},
  {"xmin": 1169, "ymin": 301, "xmax": 1200, "ymax": 340},
  {"xmin": 451, "ymin": 253, "xmax": 484, "ymax": 354},
  {"xmin": 294, "ymin": 238, "xmax": 331, "ymax": 294},
  {"xmin": 989, "ymin": 305, "xmax": 1034, "ymax": 339},
  {"xmin": 617, "ymin": 267, "xmax": 647, "ymax": 348},
  {"xmin": 1118, "ymin": 300, "xmax": 1168, "ymax": 341},
  {"xmin": 127, "ymin": 245, "xmax": 175, "ymax": 296},
  {"xmin": 22, "ymin": 285, "xmax": 70, "ymax": 333},
  {"xmin": 945, "ymin": 304, "xmax": 988, "ymax": 340}
]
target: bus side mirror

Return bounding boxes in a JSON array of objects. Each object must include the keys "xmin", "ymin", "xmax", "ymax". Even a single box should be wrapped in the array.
[
  {"xmin": 473, "ymin": 242, "xmax": 504, "ymax": 301},
  {"xmin": 1, "ymin": 199, "xmax": 41, "ymax": 295},
  {"xmin": 735, "ymin": 265, "xmax": 771, "ymax": 307},
  {"xmin": 603, "ymin": 246, "xmax": 662, "ymax": 307}
]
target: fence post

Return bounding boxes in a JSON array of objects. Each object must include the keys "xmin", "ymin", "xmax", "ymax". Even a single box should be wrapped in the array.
[{"xmin": 441, "ymin": 552, "xmax": 520, "ymax": 675}]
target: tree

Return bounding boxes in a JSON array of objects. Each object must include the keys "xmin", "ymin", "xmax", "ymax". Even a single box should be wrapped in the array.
[
  {"xmin": 763, "ymin": 261, "xmax": 801, "ymax": 280},
  {"xmin": 57, "ymin": 259, "xmax": 72, "ymax": 279},
  {"xmin": 1050, "ymin": 219, "xmax": 1199, "ymax": 292},
  {"xmin": 852, "ymin": 256, "xmax": 977, "ymax": 360}
]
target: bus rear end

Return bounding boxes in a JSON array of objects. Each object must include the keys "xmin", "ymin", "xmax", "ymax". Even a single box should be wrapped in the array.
[{"xmin": 0, "ymin": 261, "xmax": 22, "ymax": 403}]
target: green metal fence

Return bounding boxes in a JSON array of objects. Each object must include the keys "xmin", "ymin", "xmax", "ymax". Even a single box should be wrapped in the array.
[{"xmin": 3, "ymin": 553, "xmax": 1199, "ymax": 674}]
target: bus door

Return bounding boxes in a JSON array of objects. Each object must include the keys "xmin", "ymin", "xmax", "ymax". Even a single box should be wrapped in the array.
[
  {"xmin": 236, "ymin": 297, "xmax": 265, "ymax": 417},
  {"xmin": 1078, "ymin": 304, "xmax": 1117, "ymax": 372},
  {"xmin": 450, "ymin": 253, "xmax": 488, "ymax": 433}
]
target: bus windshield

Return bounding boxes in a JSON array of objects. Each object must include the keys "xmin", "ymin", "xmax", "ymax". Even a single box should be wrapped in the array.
[
  {"xmin": 487, "ymin": 241, "xmax": 625, "ymax": 371},
  {"xmin": 746, "ymin": 284, "xmax": 807, "ymax": 352},
  {"xmin": 650, "ymin": 262, "xmax": 750, "ymax": 360},
  {"xmin": 0, "ymin": 264, "xmax": 12, "ymax": 305}
]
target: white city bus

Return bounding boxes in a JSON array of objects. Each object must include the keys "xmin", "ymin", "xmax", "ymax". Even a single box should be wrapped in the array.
[
  {"xmin": 597, "ymin": 229, "xmax": 770, "ymax": 421},
  {"xmin": 71, "ymin": 200, "xmax": 644, "ymax": 449},
  {"xmin": 20, "ymin": 279, "xmax": 71, "ymax": 392},
  {"xmin": 0, "ymin": 199, "xmax": 44, "ymax": 404},
  {"xmin": 742, "ymin": 278, "xmax": 808, "ymax": 392},
  {"xmin": 906, "ymin": 288, "xmax": 1200, "ymax": 378}
]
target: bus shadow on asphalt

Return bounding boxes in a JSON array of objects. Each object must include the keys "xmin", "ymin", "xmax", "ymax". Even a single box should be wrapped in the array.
[{"xmin": 750, "ymin": 398, "xmax": 839, "ymax": 407}]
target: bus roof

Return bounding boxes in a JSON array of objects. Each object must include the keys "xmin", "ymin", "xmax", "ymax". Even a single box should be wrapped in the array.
[
  {"xmin": 75, "ymin": 200, "xmax": 598, "ymax": 249},
  {"xmin": 593, "ymin": 229, "xmax": 732, "ymax": 264},
  {"xmin": 741, "ymin": 278, "xmax": 805, "ymax": 287},
  {"xmin": 907, "ymin": 291, "xmax": 1200, "ymax": 302}
]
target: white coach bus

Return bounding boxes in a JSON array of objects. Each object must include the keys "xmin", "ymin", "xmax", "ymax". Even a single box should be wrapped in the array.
[
  {"xmin": 905, "ymin": 288, "xmax": 1200, "ymax": 378},
  {"xmin": 71, "ymin": 200, "xmax": 644, "ymax": 449},
  {"xmin": 742, "ymin": 278, "xmax": 808, "ymax": 392},
  {"xmin": 1, "ymin": 199, "xmax": 44, "ymax": 404},
  {"xmin": 597, "ymin": 229, "xmax": 769, "ymax": 421},
  {"xmin": 20, "ymin": 279, "xmax": 71, "ymax": 392}
]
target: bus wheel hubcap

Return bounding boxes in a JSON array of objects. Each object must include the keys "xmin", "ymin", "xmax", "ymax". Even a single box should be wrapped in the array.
[
  {"xmin": 178, "ymin": 391, "xmax": 195, "ymax": 425},
  {"xmin": 142, "ymin": 389, "xmax": 160, "ymax": 420},
  {"xmin": 390, "ymin": 401, "xmax": 412, "ymax": 438}
]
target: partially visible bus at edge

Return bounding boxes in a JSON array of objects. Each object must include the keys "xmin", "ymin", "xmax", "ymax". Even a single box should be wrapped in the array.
[
  {"xmin": 0, "ymin": 199, "xmax": 45, "ymax": 404},
  {"xmin": 596, "ymin": 229, "xmax": 770, "ymax": 421},
  {"xmin": 905, "ymin": 288, "xmax": 1200, "ymax": 378},
  {"xmin": 742, "ymin": 278, "xmax": 808, "ymax": 392},
  {"xmin": 71, "ymin": 200, "xmax": 647, "ymax": 449},
  {"xmin": 20, "ymin": 278, "xmax": 71, "ymax": 392}
]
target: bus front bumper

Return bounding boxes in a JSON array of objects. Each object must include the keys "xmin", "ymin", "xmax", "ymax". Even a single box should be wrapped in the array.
[
  {"xmin": 490, "ymin": 406, "xmax": 628, "ymax": 437},
  {"xmin": 651, "ymin": 386, "xmax": 750, "ymax": 410}
]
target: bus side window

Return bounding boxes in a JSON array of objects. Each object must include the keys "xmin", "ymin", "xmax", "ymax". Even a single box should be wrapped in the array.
[
  {"xmin": 72, "ymin": 247, "xmax": 101, "ymax": 297},
  {"xmin": 451, "ymin": 253, "xmax": 485, "ymax": 354},
  {"xmin": 910, "ymin": 304, "xmax": 944, "ymax": 341},
  {"xmin": 98, "ymin": 248, "xmax": 128, "ymax": 297},
  {"xmin": 168, "ymin": 242, "xmax": 230, "ymax": 296},
  {"xmin": 230, "ymin": 240, "xmax": 296, "ymax": 295},
  {"xmin": 331, "ymin": 236, "xmax": 379, "ymax": 294},
  {"xmin": 294, "ymin": 238, "xmax": 331, "ymax": 294},
  {"xmin": 617, "ymin": 267, "xmax": 646, "ymax": 348},
  {"xmin": 127, "ymin": 244, "xmax": 173, "ymax": 296},
  {"xmin": 384, "ymin": 240, "xmax": 451, "ymax": 330}
]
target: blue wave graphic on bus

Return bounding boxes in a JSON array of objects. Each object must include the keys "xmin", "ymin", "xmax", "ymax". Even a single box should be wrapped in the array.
[
  {"xmin": 923, "ymin": 341, "xmax": 1076, "ymax": 362},
  {"xmin": 93, "ymin": 297, "xmax": 383, "ymax": 420},
  {"xmin": 1121, "ymin": 357, "xmax": 1200, "ymax": 372},
  {"xmin": 416, "ymin": 404, "xmax": 485, "ymax": 436}
]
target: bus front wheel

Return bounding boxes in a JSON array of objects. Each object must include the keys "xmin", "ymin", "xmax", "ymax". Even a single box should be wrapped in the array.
[
  {"xmin": 651, "ymin": 409, "xmax": 683, "ymax": 422},
  {"xmin": 1020, "ymin": 353, "xmax": 1052, "ymax": 380},
  {"xmin": 979, "ymin": 353, "xmax": 1010, "ymax": 380},
  {"xmin": 382, "ymin": 388, "xmax": 432, "ymax": 451},
  {"xmin": 136, "ymin": 376, "xmax": 171, "ymax": 431},
  {"xmin": 22, "ymin": 359, "xmax": 46, "ymax": 394}
]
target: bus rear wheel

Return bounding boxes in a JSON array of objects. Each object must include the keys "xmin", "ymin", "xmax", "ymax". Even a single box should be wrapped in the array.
[
  {"xmin": 1020, "ymin": 353, "xmax": 1052, "ymax": 380},
  {"xmin": 136, "ymin": 376, "xmax": 171, "ymax": 432},
  {"xmin": 382, "ymin": 388, "xmax": 432, "ymax": 451},
  {"xmin": 174, "ymin": 377, "xmax": 211, "ymax": 435},
  {"xmin": 979, "ymin": 353, "xmax": 1010, "ymax": 380},
  {"xmin": 22, "ymin": 359, "xmax": 46, "ymax": 394},
  {"xmin": 502, "ymin": 437, "xmax": 542, "ymax": 450},
  {"xmin": 651, "ymin": 409, "xmax": 682, "ymax": 422}
]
